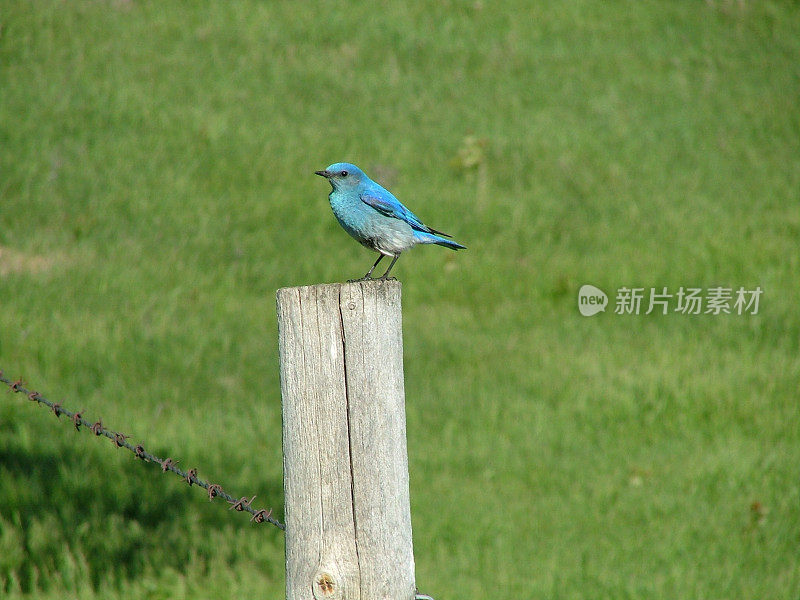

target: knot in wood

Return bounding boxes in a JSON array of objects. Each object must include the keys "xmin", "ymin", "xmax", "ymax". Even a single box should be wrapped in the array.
[{"xmin": 314, "ymin": 572, "xmax": 337, "ymax": 598}]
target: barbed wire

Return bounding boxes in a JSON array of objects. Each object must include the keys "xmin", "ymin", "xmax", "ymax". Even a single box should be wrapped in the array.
[{"xmin": 0, "ymin": 370, "xmax": 285, "ymax": 530}]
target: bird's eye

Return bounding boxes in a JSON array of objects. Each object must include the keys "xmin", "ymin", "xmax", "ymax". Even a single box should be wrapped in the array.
[{"xmin": 340, "ymin": 170, "xmax": 348, "ymax": 177}]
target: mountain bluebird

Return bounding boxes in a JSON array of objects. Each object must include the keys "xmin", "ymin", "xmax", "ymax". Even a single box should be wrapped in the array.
[{"xmin": 315, "ymin": 162, "xmax": 466, "ymax": 281}]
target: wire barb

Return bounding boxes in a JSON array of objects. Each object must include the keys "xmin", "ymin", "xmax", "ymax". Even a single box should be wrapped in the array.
[
  {"xmin": 228, "ymin": 495, "xmax": 256, "ymax": 512},
  {"xmin": 0, "ymin": 371, "xmax": 285, "ymax": 530},
  {"xmin": 185, "ymin": 468, "xmax": 198, "ymax": 486},
  {"xmin": 251, "ymin": 508, "xmax": 273, "ymax": 523}
]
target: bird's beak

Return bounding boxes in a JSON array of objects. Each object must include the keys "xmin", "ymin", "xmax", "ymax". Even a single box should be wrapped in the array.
[{"xmin": 315, "ymin": 170, "xmax": 331, "ymax": 178}]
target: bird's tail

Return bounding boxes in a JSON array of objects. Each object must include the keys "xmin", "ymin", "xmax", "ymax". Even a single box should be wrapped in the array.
[{"xmin": 414, "ymin": 231, "xmax": 466, "ymax": 250}]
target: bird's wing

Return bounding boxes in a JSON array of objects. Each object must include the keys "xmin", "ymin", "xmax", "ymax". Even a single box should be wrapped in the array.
[{"xmin": 360, "ymin": 189, "xmax": 452, "ymax": 237}]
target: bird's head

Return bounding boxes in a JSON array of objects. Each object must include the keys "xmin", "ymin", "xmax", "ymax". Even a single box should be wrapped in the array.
[{"xmin": 315, "ymin": 162, "xmax": 366, "ymax": 190}]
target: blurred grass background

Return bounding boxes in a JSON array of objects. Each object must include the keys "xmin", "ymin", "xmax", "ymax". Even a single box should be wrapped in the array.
[{"xmin": 1, "ymin": 0, "xmax": 799, "ymax": 598}]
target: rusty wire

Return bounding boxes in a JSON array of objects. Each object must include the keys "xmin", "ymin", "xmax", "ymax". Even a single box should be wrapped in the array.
[{"xmin": 0, "ymin": 371, "xmax": 285, "ymax": 530}]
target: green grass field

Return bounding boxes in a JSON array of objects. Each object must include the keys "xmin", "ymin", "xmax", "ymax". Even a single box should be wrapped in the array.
[{"xmin": 2, "ymin": 1, "xmax": 799, "ymax": 598}]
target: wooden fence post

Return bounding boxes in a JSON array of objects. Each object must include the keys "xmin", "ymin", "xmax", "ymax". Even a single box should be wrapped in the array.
[{"xmin": 277, "ymin": 280, "xmax": 416, "ymax": 600}]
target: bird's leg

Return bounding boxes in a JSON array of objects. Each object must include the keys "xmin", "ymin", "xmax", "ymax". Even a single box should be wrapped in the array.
[
  {"xmin": 377, "ymin": 255, "xmax": 400, "ymax": 281},
  {"xmin": 364, "ymin": 254, "xmax": 385, "ymax": 278},
  {"xmin": 348, "ymin": 254, "xmax": 384, "ymax": 283}
]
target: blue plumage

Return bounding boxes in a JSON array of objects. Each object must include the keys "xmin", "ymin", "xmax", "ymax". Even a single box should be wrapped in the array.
[{"xmin": 315, "ymin": 162, "xmax": 466, "ymax": 281}]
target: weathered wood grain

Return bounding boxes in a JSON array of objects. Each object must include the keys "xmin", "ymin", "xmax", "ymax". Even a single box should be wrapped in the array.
[{"xmin": 277, "ymin": 280, "xmax": 415, "ymax": 600}]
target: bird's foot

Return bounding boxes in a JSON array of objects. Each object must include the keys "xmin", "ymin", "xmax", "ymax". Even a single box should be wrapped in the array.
[{"xmin": 346, "ymin": 275, "xmax": 397, "ymax": 283}]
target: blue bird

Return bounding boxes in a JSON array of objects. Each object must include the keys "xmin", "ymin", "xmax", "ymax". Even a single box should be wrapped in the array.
[{"xmin": 315, "ymin": 162, "xmax": 466, "ymax": 281}]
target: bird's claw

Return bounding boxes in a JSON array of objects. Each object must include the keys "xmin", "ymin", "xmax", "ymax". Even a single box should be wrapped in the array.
[{"xmin": 347, "ymin": 275, "xmax": 397, "ymax": 283}]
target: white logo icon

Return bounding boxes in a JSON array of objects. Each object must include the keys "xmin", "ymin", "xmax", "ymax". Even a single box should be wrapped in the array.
[{"xmin": 578, "ymin": 284, "xmax": 608, "ymax": 316}]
